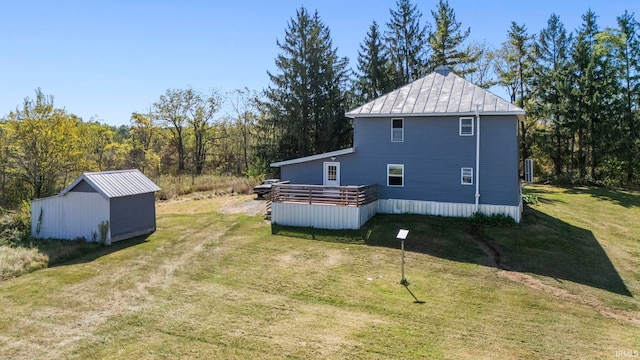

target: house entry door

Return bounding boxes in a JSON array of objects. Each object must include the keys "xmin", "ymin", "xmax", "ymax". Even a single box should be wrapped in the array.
[{"xmin": 323, "ymin": 162, "xmax": 340, "ymax": 187}]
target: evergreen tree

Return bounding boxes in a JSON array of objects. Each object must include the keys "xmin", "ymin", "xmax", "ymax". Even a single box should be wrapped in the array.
[
  {"xmin": 616, "ymin": 12, "xmax": 640, "ymax": 184},
  {"xmin": 569, "ymin": 10, "xmax": 603, "ymax": 178},
  {"xmin": 427, "ymin": 0, "xmax": 477, "ymax": 75},
  {"xmin": 356, "ymin": 21, "xmax": 394, "ymax": 102},
  {"xmin": 262, "ymin": 7, "xmax": 351, "ymax": 161},
  {"xmin": 531, "ymin": 14, "xmax": 573, "ymax": 176},
  {"xmin": 495, "ymin": 22, "xmax": 535, "ymax": 176},
  {"xmin": 385, "ymin": 0, "xmax": 430, "ymax": 86}
]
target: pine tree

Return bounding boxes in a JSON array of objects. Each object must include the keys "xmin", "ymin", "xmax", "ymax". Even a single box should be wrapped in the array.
[
  {"xmin": 385, "ymin": 0, "xmax": 430, "ymax": 86},
  {"xmin": 356, "ymin": 21, "xmax": 394, "ymax": 103},
  {"xmin": 609, "ymin": 11, "xmax": 640, "ymax": 184},
  {"xmin": 495, "ymin": 22, "xmax": 535, "ymax": 176},
  {"xmin": 531, "ymin": 14, "xmax": 573, "ymax": 176},
  {"xmin": 569, "ymin": 10, "xmax": 602, "ymax": 178},
  {"xmin": 427, "ymin": 0, "xmax": 477, "ymax": 75},
  {"xmin": 262, "ymin": 7, "xmax": 351, "ymax": 161}
]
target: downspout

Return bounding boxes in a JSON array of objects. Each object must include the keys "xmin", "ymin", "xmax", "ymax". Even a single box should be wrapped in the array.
[{"xmin": 475, "ymin": 105, "xmax": 481, "ymax": 213}]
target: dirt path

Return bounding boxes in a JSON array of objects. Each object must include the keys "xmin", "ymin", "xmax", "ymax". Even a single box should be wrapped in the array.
[
  {"xmin": 158, "ymin": 192, "xmax": 267, "ymax": 217},
  {"xmin": 0, "ymin": 200, "xmax": 245, "ymax": 359}
]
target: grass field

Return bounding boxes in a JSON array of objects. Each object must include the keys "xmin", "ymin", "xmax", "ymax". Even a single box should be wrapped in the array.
[{"xmin": 0, "ymin": 185, "xmax": 638, "ymax": 359}]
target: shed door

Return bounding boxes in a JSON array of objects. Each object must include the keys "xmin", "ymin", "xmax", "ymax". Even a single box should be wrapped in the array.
[{"xmin": 323, "ymin": 162, "xmax": 340, "ymax": 187}]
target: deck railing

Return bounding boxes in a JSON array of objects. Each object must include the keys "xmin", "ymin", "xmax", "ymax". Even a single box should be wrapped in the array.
[{"xmin": 271, "ymin": 184, "xmax": 377, "ymax": 207}]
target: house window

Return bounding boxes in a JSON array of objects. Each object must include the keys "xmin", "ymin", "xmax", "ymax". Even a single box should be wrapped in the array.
[
  {"xmin": 391, "ymin": 118, "xmax": 404, "ymax": 142},
  {"xmin": 461, "ymin": 167, "xmax": 473, "ymax": 185},
  {"xmin": 460, "ymin": 117, "xmax": 474, "ymax": 136},
  {"xmin": 388, "ymin": 164, "xmax": 404, "ymax": 187}
]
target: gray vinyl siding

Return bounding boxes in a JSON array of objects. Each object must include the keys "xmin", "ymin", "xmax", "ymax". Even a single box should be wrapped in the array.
[
  {"xmin": 280, "ymin": 115, "xmax": 520, "ymax": 207},
  {"xmin": 109, "ymin": 193, "xmax": 156, "ymax": 240},
  {"xmin": 280, "ymin": 162, "xmax": 324, "ymax": 185}
]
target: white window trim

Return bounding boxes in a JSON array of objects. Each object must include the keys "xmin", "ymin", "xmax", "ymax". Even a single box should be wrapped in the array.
[
  {"xmin": 459, "ymin": 117, "xmax": 474, "ymax": 136},
  {"xmin": 387, "ymin": 164, "xmax": 404, "ymax": 187},
  {"xmin": 461, "ymin": 167, "xmax": 473, "ymax": 185},
  {"xmin": 391, "ymin": 118, "xmax": 404, "ymax": 142}
]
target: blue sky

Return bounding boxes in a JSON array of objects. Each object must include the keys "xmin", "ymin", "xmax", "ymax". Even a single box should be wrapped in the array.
[{"xmin": 0, "ymin": 0, "xmax": 635, "ymax": 126}]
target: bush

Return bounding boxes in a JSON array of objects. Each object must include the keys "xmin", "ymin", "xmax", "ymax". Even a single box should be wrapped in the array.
[
  {"xmin": 522, "ymin": 193, "xmax": 539, "ymax": 205},
  {"xmin": 0, "ymin": 204, "xmax": 31, "ymax": 246},
  {"xmin": 541, "ymin": 173, "xmax": 606, "ymax": 187},
  {"xmin": 470, "ymin": 212, "xmax": 516, "ymax": 227}
]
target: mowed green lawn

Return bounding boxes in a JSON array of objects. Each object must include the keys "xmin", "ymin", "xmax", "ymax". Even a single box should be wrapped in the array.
[{"xmin": 0, "ymin": 186, "xmax": 639, "ymax": 359}]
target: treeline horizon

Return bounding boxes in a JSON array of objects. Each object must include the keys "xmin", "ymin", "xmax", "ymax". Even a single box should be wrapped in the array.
[{"xmin": 1, "ymin": 0, "xmax": 638, "ymax": 208}]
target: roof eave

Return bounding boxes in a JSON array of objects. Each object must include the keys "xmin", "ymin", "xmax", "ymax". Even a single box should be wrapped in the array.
[
  {"xmin": 346, "ymin": 111, "xmax": 526, "ymax": 119},
  {"xmin": 270, "ymin": 148, "xmax": 355, "ymax": 167}
]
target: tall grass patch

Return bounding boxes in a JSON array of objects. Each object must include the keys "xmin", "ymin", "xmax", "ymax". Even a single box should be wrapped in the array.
[
  {"xmin": 0, "ymin": 246, "xmax": 48, "ymax": 281},
  {"xmin": 154, "ymin": 174, "xmax": 254, "ymax": 200}
]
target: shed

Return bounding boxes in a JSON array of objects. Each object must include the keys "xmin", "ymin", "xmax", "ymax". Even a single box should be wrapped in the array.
[{"xmin": 31, "ymin": 169, "xmax": 161, "ymax": 245}]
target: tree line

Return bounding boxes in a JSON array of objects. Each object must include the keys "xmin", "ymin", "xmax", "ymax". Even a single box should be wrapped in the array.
[
  {"xmin": 256, "ymin": 0, "xmax": 640, "ymax": 188},
  {"xmin": 0, "ymin": 88, "xmax": 260, "ymax": 206},
  {"xmin": 1, "ymin": 0, "xmax": 638, "ymax": 208}
]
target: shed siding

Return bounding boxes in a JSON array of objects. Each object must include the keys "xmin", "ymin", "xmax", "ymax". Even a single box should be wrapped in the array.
[
  {"xmin": 109, "ymin": 193, "xmax": 156, "ymax": 241},
  {"xmin": 31, "ymin": 192, "xmax": 109, "ymax": 242},
  {"xmin": 280, "ymin": 115, "xmax": 520, "ymax": 207},
  {"xmin": 69, "ymin": 180, "xmax": 98, "ymax": 193}
]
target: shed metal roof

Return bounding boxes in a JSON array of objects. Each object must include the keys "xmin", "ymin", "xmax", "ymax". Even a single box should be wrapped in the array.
[
  {"xmin": 346, "ymin": 66, "xmax": 524, "ymax": 119},
  {"xmin": 59, "ymin": 169, "xmax": 161, "ymax": 199}
]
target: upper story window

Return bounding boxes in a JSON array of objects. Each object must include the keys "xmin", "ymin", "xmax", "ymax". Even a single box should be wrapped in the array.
[
  {"xmin": 391, "ymin": 118, "xmax": 404, "ymax": 142},
  {"xmin": 388, "ymin": 164, "xmax": 404, "ymax": 187},
  {"xmin": 459, "ymin": 117, "xmax": 474, "ymax": 136}
]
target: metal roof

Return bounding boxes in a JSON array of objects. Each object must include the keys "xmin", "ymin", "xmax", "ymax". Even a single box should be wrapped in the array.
[
  {"xmin": 271, "ymin": 148, "xmax": 355, "ymax": 167},
  {"xmin": 346, "ymin": 66, "xmax": 524, "ymax": 119},
  {"xmin": 59, "ymin": 169, "xmax": 161, "ymax": 199}
]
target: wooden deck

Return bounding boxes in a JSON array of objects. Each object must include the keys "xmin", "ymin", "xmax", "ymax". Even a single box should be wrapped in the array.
[{"xmin": 271, "ymin": 184, "xmax": 377, "ymax": 207}]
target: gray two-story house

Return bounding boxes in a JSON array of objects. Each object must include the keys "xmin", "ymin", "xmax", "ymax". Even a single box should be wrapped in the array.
[{"xmin": 270, "ymin": 66, "xmax": 524, "ymax": 229}]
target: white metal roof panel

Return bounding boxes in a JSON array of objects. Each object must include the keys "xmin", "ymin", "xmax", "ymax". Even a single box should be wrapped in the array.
[
  {"xmin": 60, "ymin": 169, "xmax": 161, "ymax": 199},
  {"xmin": 346, "ymin": 66, "xmax": 524, "ymax": 119},
  {"xmin": 270, "ymin": 148, "xmax": 355, "ymax": 167}
]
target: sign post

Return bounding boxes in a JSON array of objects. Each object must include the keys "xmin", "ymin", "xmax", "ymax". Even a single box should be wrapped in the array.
[{"xmin": 397, "ymin": 229, "xmax": 409, "ymax": 285}]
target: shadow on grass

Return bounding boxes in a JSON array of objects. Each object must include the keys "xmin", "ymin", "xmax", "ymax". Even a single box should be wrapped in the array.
[
  {"xmin": 43, "ymin": 234, "xmax": 151, "ymax": 268},
  {"xmin": 489, "ymin": 206, "xmax": 632, "ymax": 297},
  {"xmin": 565, "ymin": 186, "xmax": 640, "ymax": 208},
  {"xmin": 272, "ymin": 208, "xmax": 632, "ymax": 297},
  {"xmin": 404, "ymin": 284, "xmax": 426, "ymax": 304}
]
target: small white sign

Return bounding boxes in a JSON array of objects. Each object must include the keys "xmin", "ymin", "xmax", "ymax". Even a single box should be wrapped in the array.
[{"xmin": 396, "ymin": 229, "xmax": 409, "ymax": 240}]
